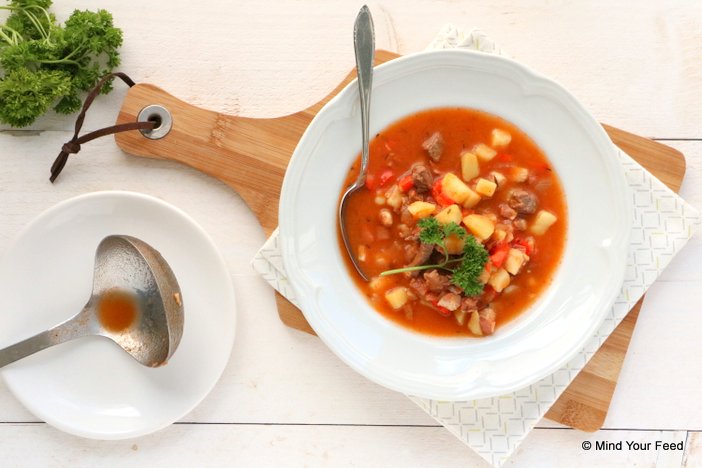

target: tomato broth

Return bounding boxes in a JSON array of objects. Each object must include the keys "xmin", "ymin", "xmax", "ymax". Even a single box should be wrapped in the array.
[{"xmin": 339, "ymin": 107, "xmax": 567, "ymax": 337}]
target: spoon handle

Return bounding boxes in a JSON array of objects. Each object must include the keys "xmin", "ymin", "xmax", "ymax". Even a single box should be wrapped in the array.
[
  {"xmin": 354, "ymin": 5, "xmax": 375, "ymax": 187},
  {"xmin": 0, "ymin": 309, "xmax": 92, "ymax": 368}
]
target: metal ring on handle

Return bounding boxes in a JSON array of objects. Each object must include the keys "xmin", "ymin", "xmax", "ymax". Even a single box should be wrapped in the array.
[{"xmin": 138, "ymin": 105, "xmax": 173, "ymax": 140}]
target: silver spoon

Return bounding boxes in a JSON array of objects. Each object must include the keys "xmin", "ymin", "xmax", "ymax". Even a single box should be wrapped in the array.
[
  {"xmin": 339, "ymin": 4, "xmax": 375, "ymax": 282},
  {"xmin": 0, "ymin": 235, "xmax": 184, "ymax": 368}
]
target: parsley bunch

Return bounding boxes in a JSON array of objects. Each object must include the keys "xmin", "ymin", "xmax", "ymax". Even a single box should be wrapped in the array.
[
  {"xmin": 0, "ymin": 0, "xmax": 122, "ymax": 127},
  {"xmin": 381, "ymin": 217, "xmax": 489, "ymax": 296}
]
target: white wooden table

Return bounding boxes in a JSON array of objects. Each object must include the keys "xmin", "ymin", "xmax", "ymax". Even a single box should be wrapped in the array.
[{"xmin": 1, "ymin": 1, "xmax": 701, "ymax": 466}]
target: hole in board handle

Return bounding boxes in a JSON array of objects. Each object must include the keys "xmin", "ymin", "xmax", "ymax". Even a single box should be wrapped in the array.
[{"xmin": 138, "ymin": 104, "xmax": 172, "ymax": 140}]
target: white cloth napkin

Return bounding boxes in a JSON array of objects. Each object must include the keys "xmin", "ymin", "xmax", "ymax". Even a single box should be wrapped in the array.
[{"xmin": 252, "ymin": 26, "xmax": 701, "ymax": 467}]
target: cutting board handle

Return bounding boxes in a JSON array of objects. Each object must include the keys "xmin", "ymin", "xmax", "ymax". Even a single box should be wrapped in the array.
[
  {"xmin": 113, "ymin": 51, "xmax": 403, "ymax": 235},
  {"xmin": 114, "ymin": 83, "xmax": 306, "ymax": 235}
]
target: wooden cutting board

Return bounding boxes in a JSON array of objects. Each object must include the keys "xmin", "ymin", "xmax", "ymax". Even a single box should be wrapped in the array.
[{"xmin": 114, "ymin": 50, "xmax": 686, "ymax": 432}]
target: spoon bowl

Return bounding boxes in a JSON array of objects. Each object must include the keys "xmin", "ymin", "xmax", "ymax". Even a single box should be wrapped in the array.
[{"xmin": 0, "ymin": 235, "xmax": 184, "ymax": 368}]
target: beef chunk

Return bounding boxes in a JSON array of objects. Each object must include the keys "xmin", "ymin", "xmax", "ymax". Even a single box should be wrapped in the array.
[
  {"xmin": 513, "ymin": 218, "xmax": 527, "ymax": 231},
  {"xmin": 460, "ymin": 296, "xmax": 479, "ymax": 312},
  {"xmin": 508, "ymin": 188, "xmax": 538, "ymax": 214},
  {"xmin": 479, "ymin": 307, "xmax": 496, "ymax": 335},
  {"xmin": 477, "ymin": 287, "xmax": 498, "ymax": 309},
  {"xmin": 400, "ymin": 206, "xmax": 414, "ymax": 225},
  {"xmin": 498, "ymin": 203, "xmax": 517, "ymax": 220},
  {"xmin": 409, "ymin": 276, "xmax": 428, "ymax": 296},
  {"xmin": 406, "ymin": 243, "xmax": 434, "ymax": 268},
  {"xmin": 424, "ymin": 269, "xmax": 451, "ymax": 292},
  {"xmin": 437, "ymin": 292, "xmax": 462, "ymax": 311},
  {"xmin": 411, "ymin": 164, "xmax": 434, "ymax": 193},
  {"xmin": 422, "ymin": 132, "xmax": 444, "ymax": 161},
  {"xmin": 403, "ymin": 224, "xmax": 423, "ymax": 243}
]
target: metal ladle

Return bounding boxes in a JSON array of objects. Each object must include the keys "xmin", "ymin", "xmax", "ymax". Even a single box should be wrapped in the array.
[
  {"xmin": 0, "ymin": 235, "xmax": 184, "ymax": 368},
  {"xmin": 339, "ymin": 5, "xmax": 375, "ymax": 282}
]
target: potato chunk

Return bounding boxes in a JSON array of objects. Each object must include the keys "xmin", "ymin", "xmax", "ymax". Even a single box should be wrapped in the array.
[
  {"xmin": 454, "ymin": 309, "xmax": 468, "ymax": 326},
  {"xmin": 473, "ymin": 143, "xmax": 497, "ymax": 162},
  {"xmin": 468, "ymin": 311, "xmax": 483, "ymax": 335},
  {"xmin": 492, "ymin": 229, "xmax": 507, "ymax": 243},
  {"xmin": 385, "ymin": 287, "xmax": 409, "ymax": 309},
  {"xmin": 462, "ymin": 187, "xmax": 481, "ymax": 208},
  {"xmin": 460, "ymin": 151, "xmax": 480, "ymax": 181},
  {"xmin": 475, "ymin": 178, "xmax": 497, "ymax": 197},
  {"xmin": 510, "ymin": 166, "xmax": 529, "ymax": 183},
  {"xmin": 463, "ymin": 214, "xmax": 495, "ymax": 241},
  {"xmin": 504, "ymin": 248, "xmax": 529, "ymax": 275},
  {"xmin": 435, "ymin": 204, "xmax": 462, "ymax": 226},
  {"xmin": 407, "ymin": 201, "xmax": 436, "ymax": 219},
  {"xmin": 444, "ymin": 233, "xmax": 465, "ymax": 255},
  {"xmin": 491, "ymin": 128, "xmax": 512, "ymax": 148},
  {"xmin": 530, "ymin": 210, "xmax": 558, "ymax": 235},
  {"xmin": 487, "ymin": 268, "xmax": 510, "ymax": 292},
  {"xmin": 478, "ymin": 266, "xmax": 491, "ymax": 284},
  {"xmin": 441, "ymin": 173, "xmax": 472, "ymax": 204}
]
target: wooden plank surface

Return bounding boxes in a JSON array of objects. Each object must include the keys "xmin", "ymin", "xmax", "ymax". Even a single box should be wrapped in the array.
[
  {"xmin": 114, "ymin": 51, "xmax": 687, "ymax": 433},
  {"xmin": 0, "ymin": 423, "xmax": 689, "ymax": 468}
]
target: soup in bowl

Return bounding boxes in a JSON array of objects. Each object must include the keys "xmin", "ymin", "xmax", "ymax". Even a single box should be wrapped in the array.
[
  {"xmin": 340, "ymin": 107, "xmax": 567, "ymax": 337},
  {"xmin": 279, "ymin": 50, "xmax": 630, "ymax": 400}
]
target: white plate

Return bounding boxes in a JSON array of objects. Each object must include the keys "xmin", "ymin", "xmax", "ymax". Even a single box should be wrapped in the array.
[
  {"xmin": 279, "ymin": 50, "xmax": 631, "ymax": 401},
  {"xmin": 0, "ymin": 191, "xmax": 236, "ymax": 439}
]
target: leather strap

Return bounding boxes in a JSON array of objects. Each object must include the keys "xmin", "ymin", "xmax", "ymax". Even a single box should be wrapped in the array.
[{"xmin": 50, "ymin": 72, "xmax": 156, "ymax": 182}]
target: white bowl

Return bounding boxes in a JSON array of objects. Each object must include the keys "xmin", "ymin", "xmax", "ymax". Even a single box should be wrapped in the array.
[{"xmin": 279, "ymin": 50, "xmax": 630, "ymax": 401}]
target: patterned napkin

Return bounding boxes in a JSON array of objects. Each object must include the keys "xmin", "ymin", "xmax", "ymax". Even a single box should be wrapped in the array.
[{"xmin": 252, "ymin": 26, "xmax": 701, "ymax": 467}]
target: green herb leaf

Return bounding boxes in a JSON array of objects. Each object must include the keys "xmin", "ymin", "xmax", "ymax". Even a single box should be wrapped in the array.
[
  {"xmin": 417, "ymin": 217, "xmax": 443, "ymax": 245},
  {"xmin": 442, "ymin": 221, "xmax": 466, "ymax": 240},
  {"xmin": 450, "ymin": 235, "xmax": 489, "ymax": 295},
  {"xmin": 381, "ymin": 215, "xmax": 488, "ymax": 296},
  {"xmin": 0, "ymin": 67, "xmax": 70, "ymax": 127},
  {"xmin": 0, "ymin": 1, "xmax": 122, "ymax": 127}
]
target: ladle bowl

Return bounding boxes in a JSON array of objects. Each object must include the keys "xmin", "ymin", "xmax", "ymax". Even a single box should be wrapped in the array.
[{"xmin": 0, "ymin": 235, "xmax": 184, "ymax": 368}]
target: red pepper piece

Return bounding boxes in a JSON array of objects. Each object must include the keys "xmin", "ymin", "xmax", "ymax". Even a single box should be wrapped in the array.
[
  {"xmin": 379, "ymin": 169, "xmax": 395, "ymax": 187},
  {"xmin": 497, "ymin": 153, "xmax": 513, "ymax": 162},
  {"xmin": 431, "ymin": 176, "xmax": 456, "ymax": 207},
  {"xmin": 431, "ymin": 178, "xmax": 442, "ymax": 201},
  {"xmin": 398, "ymin": 174, "xmax": 414, "ymax": 192},
  {"xmin": 512, "ymin": 238, "xmax": 534, "ymax": 256},
  {"xmin": 432, "ymin": 301, "xmax": 452, "ymax": 317},
  {"xmin": 489, "ymin": 242, "xmax": 510, "ymax": 268}
]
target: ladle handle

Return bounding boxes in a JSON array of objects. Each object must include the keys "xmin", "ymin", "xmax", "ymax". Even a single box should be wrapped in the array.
[{"xmin": 0, "ymin": 310, "xmax": 91, "ymax": 368}]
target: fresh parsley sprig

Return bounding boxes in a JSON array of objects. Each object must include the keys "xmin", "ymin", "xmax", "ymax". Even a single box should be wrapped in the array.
[
  {"xmin": 0, "ymin": 0, "xmax": 123, "ymax": 127},
  {"xmin": 380, "ymin": 217, "xmax": 489, "ymax": 296}
]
